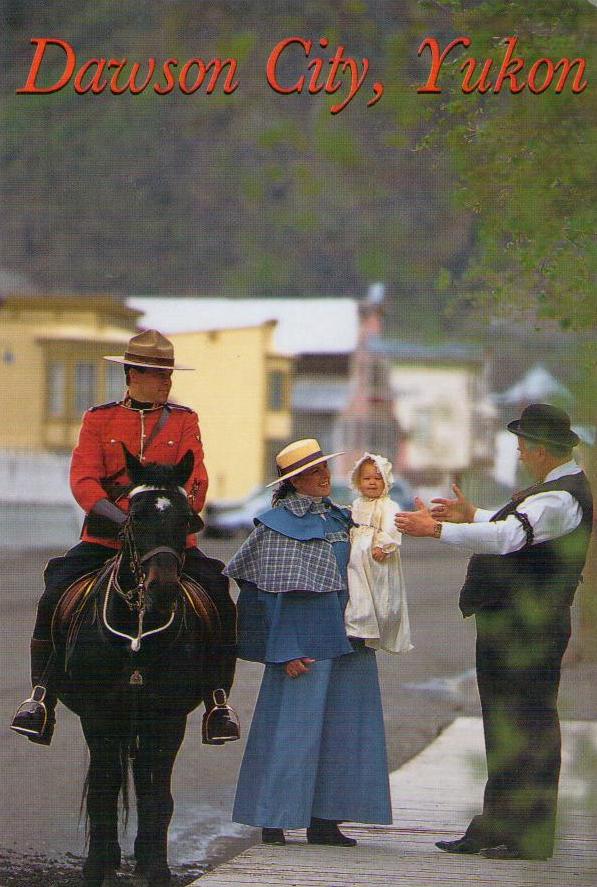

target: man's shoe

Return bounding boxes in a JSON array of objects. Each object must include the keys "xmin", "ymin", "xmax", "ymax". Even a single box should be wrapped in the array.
[
  {"xmin": 10, "ymin": 686, "xmax": 55, "ymax": 746},
  {"xmin": 307, "ymin": 819, "xmax": 357, "ymax": 847},
  {"xmin": 479, "ymin": 844, "xmax": 550, "ymax": 861},
  {"xmin": 435, "ymin": 836, "xmax": 483, "ymax": 854},
  {"xmin": 262, "ymin": 828, "xmax": 285, "ymax": 845},
  {"xmin": 202, "ymin": 689, "xmax": 240, "ymax": 745}
]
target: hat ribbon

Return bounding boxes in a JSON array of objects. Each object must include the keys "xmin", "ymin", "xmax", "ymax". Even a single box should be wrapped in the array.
[{"xmin": 277, "ymin": 449, "xmax": 324, "ymax": 476}]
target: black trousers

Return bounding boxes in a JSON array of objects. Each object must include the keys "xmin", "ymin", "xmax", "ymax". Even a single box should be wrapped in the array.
[
  {"xmin": 34, "ymin": 541, "xmax": 237, "ymax": 696},
  {"xmin": 465, "ymin": 606, "xmax": 571, "ymax": 857}
]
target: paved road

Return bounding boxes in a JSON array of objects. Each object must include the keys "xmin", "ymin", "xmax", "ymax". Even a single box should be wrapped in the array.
[{"xmin": 0, "ymin": 537, "xmax": 593, "ymax": 884}]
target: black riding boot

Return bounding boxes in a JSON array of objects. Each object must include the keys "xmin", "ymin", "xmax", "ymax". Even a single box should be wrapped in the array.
[
  {"xmin": 201, "ymin": 689, "xmax": 240, "ymax": 745},
  {"xmin": 10, "ymin": 638, "xmax": 57, "ymax": 746}
]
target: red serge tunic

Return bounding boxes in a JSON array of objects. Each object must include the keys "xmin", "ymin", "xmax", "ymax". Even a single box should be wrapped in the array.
[{"xmin": 70, "ymin": 400, "xmax": 208, "ymax": 549}]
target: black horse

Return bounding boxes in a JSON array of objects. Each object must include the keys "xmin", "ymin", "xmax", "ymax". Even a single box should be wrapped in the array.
[{"xmin": 52, "ymin": 449, "xmax": 237, "ymax": 887}]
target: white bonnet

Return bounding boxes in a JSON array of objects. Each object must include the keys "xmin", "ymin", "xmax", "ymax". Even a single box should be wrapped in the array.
[{"xmin": 349, "ymin": 452, "xmax": 394, "ymax": 495}]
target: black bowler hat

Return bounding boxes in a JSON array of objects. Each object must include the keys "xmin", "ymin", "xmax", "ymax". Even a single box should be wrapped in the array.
[{"xmin": 507, "ymin": 403, "xmax": 579, "ymax": 448}]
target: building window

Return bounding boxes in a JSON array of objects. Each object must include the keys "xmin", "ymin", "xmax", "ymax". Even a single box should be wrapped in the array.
[
  {"xmin": 268, "ymin": 371, "xmax": 286, "ymax": 411},
  {"xmin": 47, "ymin": 363, "xmax": 66, "ymax": 417},
  {"xmin": 105, "ymin": 362, "xmax": 124, "ymax": 402},
  {"xmin": 75, "ymin": 362, "xmax": 96, "ymax": 414}
]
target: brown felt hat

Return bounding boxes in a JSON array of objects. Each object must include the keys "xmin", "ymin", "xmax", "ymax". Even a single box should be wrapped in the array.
[{"xmin": 104, "ymin": 329, "xmax": 194, "ymax": 371}]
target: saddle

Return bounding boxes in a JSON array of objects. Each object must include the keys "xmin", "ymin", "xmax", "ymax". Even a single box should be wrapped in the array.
[
  {"xmin": 179, "ymin": 575, "xmax": 222, "ymax": 642},
  {"xmin": 52, "ymin": 564, "xmax": 222, "ymax": 642},
  {"xmin": 52, "ymin": 569, "xmax": 109, "ymax": 631}
]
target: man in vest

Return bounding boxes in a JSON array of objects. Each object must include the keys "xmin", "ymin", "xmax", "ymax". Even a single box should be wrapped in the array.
[
  {"xmin": 11, "ymin": 329, "xmax": 239, "ymax": 747},
  {"xmin": 395, "ymin": 403, "xmax": 593, "ymax": 860}
]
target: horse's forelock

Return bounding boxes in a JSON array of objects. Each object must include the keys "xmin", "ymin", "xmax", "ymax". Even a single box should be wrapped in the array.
[{"xmin": 135, "ymin": 461, "xmax": 182, "ymax": 487}]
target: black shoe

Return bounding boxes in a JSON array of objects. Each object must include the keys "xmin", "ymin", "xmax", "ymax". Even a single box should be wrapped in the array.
[
  {"xmin": 479, "ymin": 844, "xmax": 550, "ymax": 861},
  {"xmin": 202, "ymin": 690, "xmax": 240, "ymax": 745},
  {"xmin": 307, "ymin": 819, "xmax": 357, "ymax": 847},
  {"xmin": 262, "ymin": 828, "xmax": 285, "ymax": 845},
  {"xmin": 10, "ymin": 686, "xmax": 55, "ymax": 746},
  {"xmin": 435, "ymin": 836, "xmax": 483, "ymax": 854}
]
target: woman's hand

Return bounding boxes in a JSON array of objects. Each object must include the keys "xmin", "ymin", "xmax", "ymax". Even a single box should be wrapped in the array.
[
  {"xmin": 430, "ymin": 484, "xmax": 476, "ymax": 523},
  {"xmin": 284, "ymin": 657, "xmax": 315, "ymax": 678},
  {"xmin": 371, "ymin": 546, "xmax": 389, "ymax": 563}
]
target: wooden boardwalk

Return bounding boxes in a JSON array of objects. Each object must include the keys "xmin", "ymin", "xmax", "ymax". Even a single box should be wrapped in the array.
[{"xmin": 189, "ymin": 717, "xmax": 597, "ymax": 886}]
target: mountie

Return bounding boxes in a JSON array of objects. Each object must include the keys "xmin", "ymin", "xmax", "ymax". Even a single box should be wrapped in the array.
[{"xmin": 417, "ymin": 36, "xmax": 588, "ymax": 95}]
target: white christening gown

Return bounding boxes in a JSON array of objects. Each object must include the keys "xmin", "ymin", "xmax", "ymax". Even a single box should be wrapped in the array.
[{"xmin": 345, "ymin": 495, "xmax": 413, "ymax": 653}]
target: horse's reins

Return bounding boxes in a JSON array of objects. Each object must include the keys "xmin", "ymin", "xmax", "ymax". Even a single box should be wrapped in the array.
[{"xmin": 103, "ymin": 485, "xmax": 187, "ymax": 652}]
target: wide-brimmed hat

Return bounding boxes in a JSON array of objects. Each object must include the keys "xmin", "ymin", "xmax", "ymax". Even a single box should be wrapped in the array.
[
  {"xmin": 104, "ymin": 329, "xmax": 194, "ymax": 371},
  {"xmin": 507, "ymin": 403, "xmax": 579, "ymax": 448},
  {"xmin": 266, "ymin": 438, "xmax": 345, "ymax": 487}
]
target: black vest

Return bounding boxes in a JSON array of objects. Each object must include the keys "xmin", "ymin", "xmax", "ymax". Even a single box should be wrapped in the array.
[{"xmin": 459, "ymin": 471, "xmax": 593, "ymax": 617}]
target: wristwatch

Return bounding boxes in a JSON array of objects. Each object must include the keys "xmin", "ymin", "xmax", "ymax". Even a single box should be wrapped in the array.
[{"xmin": 432, "ymin": 521, "xmax": 442, "ymax": 539}]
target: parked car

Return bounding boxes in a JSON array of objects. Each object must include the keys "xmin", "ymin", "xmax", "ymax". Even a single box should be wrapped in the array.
[
  {"xmin": 203, "ymin": 475, "xmax": 416, "ymax": 538},
  {"xmin": 203, "ymin": 486, "xmax": 273, "ymax": 538}
]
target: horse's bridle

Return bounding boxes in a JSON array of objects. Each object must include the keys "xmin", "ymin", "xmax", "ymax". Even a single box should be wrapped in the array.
[{"xmin": 103, "ymin": 485, "xmax": 189, "ymax": 651}]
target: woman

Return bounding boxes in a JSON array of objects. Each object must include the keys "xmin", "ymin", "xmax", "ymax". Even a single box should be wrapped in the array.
[{"xmin": 225, "ymin": 439, "xmax": 392, "ymax": 846}]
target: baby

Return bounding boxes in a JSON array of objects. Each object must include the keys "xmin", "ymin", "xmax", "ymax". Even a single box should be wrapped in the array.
[{"xmin": 345, "ymin": 453, "xmax": 412, "ymax": 654}]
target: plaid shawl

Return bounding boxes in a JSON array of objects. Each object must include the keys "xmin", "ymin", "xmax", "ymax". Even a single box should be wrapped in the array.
[{"xmin": 223, "ymin": 493, "xmax": 351, "ymax": 594}]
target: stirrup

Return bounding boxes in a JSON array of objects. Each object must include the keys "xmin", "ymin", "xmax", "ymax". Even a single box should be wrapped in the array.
[
  {"xmin": 201, "ymin": 689, "xmax": 240, "ymax": 745},
  {"xmin": 10, "ymin": 685, "xmax": 49, "ymax": 737}
]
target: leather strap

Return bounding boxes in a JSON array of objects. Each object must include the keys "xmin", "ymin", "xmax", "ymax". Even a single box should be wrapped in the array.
[{"xmin": 142, "ymin": 405, "xmax": 171, "ymax": 453}]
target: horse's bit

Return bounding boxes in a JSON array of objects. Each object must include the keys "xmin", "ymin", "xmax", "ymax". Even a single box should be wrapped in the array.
[{"xmin": 103, "ymin": 497, "xmax": 186, "ymax": 652}]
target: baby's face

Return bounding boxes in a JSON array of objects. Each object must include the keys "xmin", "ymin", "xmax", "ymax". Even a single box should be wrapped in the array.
[{"xmin": 358, "ymin": 462, "xmax": 385, "ymax": 499}]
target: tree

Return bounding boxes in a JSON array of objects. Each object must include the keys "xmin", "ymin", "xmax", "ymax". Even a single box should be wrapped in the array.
[{"xmin": 411, "ymin": 0, "xmax": 597, "ymax": 655}]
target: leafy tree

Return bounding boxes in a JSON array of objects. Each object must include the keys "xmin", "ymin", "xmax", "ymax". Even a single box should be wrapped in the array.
[{"xmin": 411, "ymin": 0, "xmax": 597, "ymax": 654}]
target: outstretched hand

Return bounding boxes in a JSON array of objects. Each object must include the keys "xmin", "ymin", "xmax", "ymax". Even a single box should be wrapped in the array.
[
  {"xmin": 430, "ymin": 484, "xmax": 475, "ymax": 524},
  {"xmin": 394, "ymin": 498, "xmax": 439, "ymax": 537}
]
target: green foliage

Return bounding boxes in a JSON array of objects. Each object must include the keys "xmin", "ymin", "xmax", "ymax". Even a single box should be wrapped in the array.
[
  {"xmin": 1, "ymin": 0, "xmax": 463, "ymax": 333},
  {"xmin": 413, "ymin": 0, "xmax": 597, "ymax": 336}
]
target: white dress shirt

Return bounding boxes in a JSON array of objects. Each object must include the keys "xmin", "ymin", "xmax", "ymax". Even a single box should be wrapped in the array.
[{"xmin": 440, "ymin": 461, "xmax": 583, "ymax": 555}]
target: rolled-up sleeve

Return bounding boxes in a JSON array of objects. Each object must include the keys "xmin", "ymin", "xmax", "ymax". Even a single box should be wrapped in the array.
[{"xmin": 440, "ymin": 491, "xmax": 581, "ymax": 555}]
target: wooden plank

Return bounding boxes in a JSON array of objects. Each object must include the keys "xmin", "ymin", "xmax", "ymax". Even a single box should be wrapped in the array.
[{"xmin": 188, "ymin": 718, "xmax": 597, "ymax": 887}]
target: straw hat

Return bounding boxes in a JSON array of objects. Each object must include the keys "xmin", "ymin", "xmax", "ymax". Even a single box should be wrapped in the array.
[
  {"xmin": 104, "ymin": 329, "xmax": 194, "ymax": 371},
  {"xmin": 267, "ymin": 438, "xmax": 345, "ymax": 487}
]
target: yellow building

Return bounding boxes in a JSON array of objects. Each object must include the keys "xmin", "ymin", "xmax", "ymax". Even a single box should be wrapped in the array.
[
  {"xmin": 0, "ymin": 293, "xmax": 140, "ymax": 451},
  {"xmin": 169, "ymin": 322, "xmax": 293, "ymax": 501},
  {"xmin": 0, "ymin": 294, "xmax": 293, "ymax": 502}
]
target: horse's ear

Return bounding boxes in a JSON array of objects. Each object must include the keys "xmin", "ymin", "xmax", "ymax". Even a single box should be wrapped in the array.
[
  {"xmin": 175, "ymin": 450, "xmax": 195, "ymax": 486},
  {"xmin": 123, "ymin": 445, "xmax": 144, "ymax": 483}
]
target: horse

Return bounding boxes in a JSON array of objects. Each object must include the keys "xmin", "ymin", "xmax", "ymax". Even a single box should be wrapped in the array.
[{"xmin": 52, "ymin": 448, "xmax": 237, "ymax": 887}]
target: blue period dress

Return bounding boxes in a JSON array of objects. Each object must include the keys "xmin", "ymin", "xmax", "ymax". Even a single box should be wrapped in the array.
[{"xmin": 225, "ymin": 492, "xmax": 392, "ymax": 829}]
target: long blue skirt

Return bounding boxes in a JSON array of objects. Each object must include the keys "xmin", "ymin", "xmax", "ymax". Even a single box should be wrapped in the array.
[{"xmin": 233, "ymin": 642, "xmax": 392, "ymax": 828}]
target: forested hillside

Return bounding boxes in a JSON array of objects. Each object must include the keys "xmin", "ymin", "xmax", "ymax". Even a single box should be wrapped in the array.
[{"xmin": 2, "ymin": 0, "xmax": 469, "ymax": 335}]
